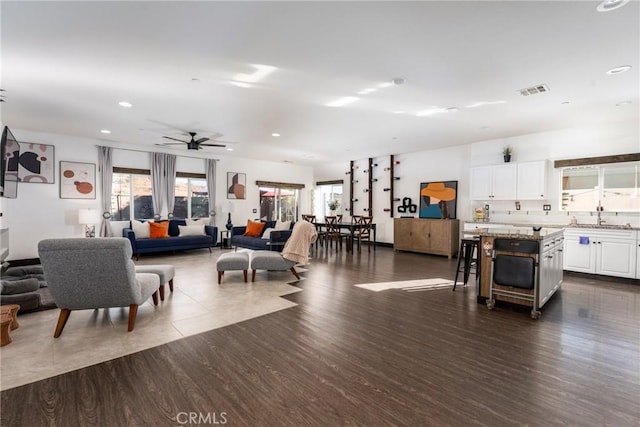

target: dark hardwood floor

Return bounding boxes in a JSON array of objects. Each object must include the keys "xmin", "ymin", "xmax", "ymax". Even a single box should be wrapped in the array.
[{"xmin": 2, "ymin": 247, "xmax": 639, "ymax": 426}]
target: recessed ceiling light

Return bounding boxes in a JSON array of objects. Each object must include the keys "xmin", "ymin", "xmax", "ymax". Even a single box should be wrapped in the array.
[
  {"xmin": 446, "ymin": 107, "xmax": 459, "ymax": 112},
  {"xmin": 327, "ymin": 96, "xmax": 359, "ymax": 107},
  {"xmin": 226, "ymin": 147, "xmax": 234, "ymax": 151},
  {"xmin": 118, "ymin": 101, "xmax": 132, "ymax": 108},
  {"xmin": 230, "ymin": 81, "xmax": 252, "ymax": 88},
  {"xmin": 100, "ymin": 129, "xmax": 111, "ymax": 134},
  {"xmin": 271, "ymin": 133, "xmax": 280, "ymax": 137},
  {"xmin": 378, "ymin": 82, "xmax": 393, "ymax": 88},
  {"xmin": 597, "ymin": 0, "xmax": 629, "ymax": 12},
  {"xmin": 606, "ymin": 65, "xmax": 632, "ymax": 75},
  {"xmin": 616, "ymin": 101, "xmax": 632, "ymax": 106},
  {"xmin": 191, "ymin": 78, "xmax": 201, "ymax": 82},
  {"xmin": 357, "ymin": 88, "xmax": 377, "ymax": 95},
  {"xmin": 561, "ymin": 101, "xmax": 571, "ymax": 105}
]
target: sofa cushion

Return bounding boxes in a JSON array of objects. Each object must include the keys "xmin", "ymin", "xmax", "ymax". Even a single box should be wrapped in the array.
[
  {"xmin": 245, "ymin": 220, "xmax": 265, "ymax": 237},
  {"xmin": 149, "ymin": 221, "xmax": 170, "ymax": 238},
  {"xmin": 186, "ymin": 217, "xmax": 209, "ymax": 226},
  {"xmin": 168, "ymin": 218, "xmax": 187, "ymax": 236},
  {"xmin": 261, "ymin": 227, "xmax": 275, "ymax": 239},
  {"xmin": 275, "ymin": 220, "xmax": 292, "ymax": 230},
  {"xmin": 132, "ymin": 220, "xmax": 150, "ymax": 238},
  {"xmin": 1, "ymin": 278, "xmax": 40, "ymax": 295},
  {"xmin": 178, "ymin": 224, "xmax": 206, "ymax": 236}
]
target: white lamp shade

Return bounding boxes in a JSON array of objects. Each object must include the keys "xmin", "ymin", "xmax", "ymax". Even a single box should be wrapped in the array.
[{"xmin": 78, "ymin": 208, "xmax": 100, "ymax": 225}]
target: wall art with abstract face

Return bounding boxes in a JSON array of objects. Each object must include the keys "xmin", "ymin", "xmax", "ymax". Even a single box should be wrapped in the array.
[{"xmin": 419, "ymin": 181, "xmax": 458, "ymax": 219}]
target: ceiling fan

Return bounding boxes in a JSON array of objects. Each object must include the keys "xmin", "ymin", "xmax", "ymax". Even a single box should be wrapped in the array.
[{"xmin": 157, "ymin": 132, "xmax": 226, "ymax": 150}]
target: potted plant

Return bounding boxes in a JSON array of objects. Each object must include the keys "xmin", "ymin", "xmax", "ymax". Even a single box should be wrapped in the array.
[
  {"xmin": 502, "ymin": 145, "xmax": 513, "ymax": 163},
  {"xmin": 327, "ymin": 199, "xmax": 340, "ymax": 214}
]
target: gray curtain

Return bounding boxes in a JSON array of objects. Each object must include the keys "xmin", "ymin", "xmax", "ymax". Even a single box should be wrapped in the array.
[
  {"xmin": 165, "ymin": 154, "xmax": 177, "ymax": 218},
  {"xmin": 205, "ymin": 159, "xmax": 216, "ymax": 225},
  {"xmin": 98, "ymin": 146, "xmax": 113, "ymax": 237},
  {"xmin": 151, "ymin": 153, "xmax": 166, "ymax": 219}
]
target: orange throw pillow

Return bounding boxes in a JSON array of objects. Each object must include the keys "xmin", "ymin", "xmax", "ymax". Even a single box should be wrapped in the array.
[
  {"xmin": 244, "ymin": 220, "xmax": 265, "ymax": 237},
  {"xmin": 149, "ymin": 221, "xmax": 170, "ymax": 239}
]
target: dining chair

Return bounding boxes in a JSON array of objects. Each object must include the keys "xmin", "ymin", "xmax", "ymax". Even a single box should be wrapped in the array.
[
  {"xmin": 303, "ymin": 214, "xmax": 324, "ymax": 249},
  {"xmin": 353, "ymin": 216, "xmax": 373, "ymax": 252},
  {"xmin": 324, "ymin": 216, "xmax": 351, "ymax": 251}
]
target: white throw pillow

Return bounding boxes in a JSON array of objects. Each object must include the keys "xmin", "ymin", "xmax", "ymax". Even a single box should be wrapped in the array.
[
  {"xmin": 186, "ymin": 217, "xmax": 209, "ymax": 226},
  {"xmin": 261, "ymin": 227, "xmax": 275, "ymax": 239},
  {"xmin": 275, "ymin": 220, "xmax": 291, "ymax": 230},
  {"xmin": 132, "ymin": 220, "xmax": 150, "ymax": 238},
  {"xmin": 178, "ymin": 224, "xmax": 206, "ymax": 236}
]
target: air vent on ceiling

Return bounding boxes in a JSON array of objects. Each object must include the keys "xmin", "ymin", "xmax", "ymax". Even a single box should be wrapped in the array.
[{"xmin": 519, "ymin": 84, "xmax": 550, "ymax": 96}]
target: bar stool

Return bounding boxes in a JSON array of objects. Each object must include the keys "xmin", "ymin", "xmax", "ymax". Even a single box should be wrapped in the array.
[{"xmin": 453, "ymin": 238, "xmax": 480, "ymax": 291}]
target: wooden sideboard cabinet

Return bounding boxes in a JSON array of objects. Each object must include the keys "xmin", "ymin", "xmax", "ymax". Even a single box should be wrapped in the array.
[{"xmin": 393, "ymin": 218, "xmax": 459, "ymax": 258}]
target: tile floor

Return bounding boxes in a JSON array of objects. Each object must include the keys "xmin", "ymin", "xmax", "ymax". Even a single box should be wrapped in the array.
[{"xmin": 0, "ymin": 249, "xmax": 305, "ymax": 391}]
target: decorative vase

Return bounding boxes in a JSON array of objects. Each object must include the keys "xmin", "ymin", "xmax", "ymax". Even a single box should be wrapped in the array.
[
  {"xmin": 504, "ymin": 154, "xmax": 511, "ymax": 163},
  {"xmin": 225, "ymin": 213, "xmax": 233, "ymax": 231}
]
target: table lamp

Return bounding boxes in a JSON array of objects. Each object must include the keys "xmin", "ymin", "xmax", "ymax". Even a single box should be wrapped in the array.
[{"xmin": 78, "ymin": 208, "xmax": 99, "ymax": 238}]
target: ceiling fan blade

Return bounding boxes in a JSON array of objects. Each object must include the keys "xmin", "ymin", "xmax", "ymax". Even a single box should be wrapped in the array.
[
  {"xmin": 199, "ymin": 143, "xmax": 226, "ymax": 147},
  {"xmin": 195, "ymin": 137, "xmax": 210, "ymax": 144},
  {"xmin": 155, "ymin": 142, "xmax": 184, "ymax": 146},
  {"xmin": 163, "ymin": 136, "xmax": 188, "ymax": 143}
]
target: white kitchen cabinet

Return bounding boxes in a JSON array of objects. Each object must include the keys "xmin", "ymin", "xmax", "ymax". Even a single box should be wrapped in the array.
[
  {"xmin": 516, "ymin": 160, "xmax": 547, "ymax": 200},
  {"xmin": 637, "ymin": 241, "xmax": 640, "ymax": 279},
  {"xmin": 470, "ymin": 164, "xmax": 516, "ymax": 200},
  {"xmin": 564, "ymin": 228, "xmax": 637, "ymax": 279},
  {"xmin": 598, "ymin": 238, "xmax": 637, "ymax": 279}
]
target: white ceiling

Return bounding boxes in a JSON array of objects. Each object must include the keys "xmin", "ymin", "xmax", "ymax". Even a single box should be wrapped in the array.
[{"xmin": 2, "ymin": 1, "xmax": 638, "ymax": 166}]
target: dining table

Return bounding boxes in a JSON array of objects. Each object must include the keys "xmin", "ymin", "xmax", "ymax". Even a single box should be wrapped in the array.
[{"xmin": 313, "ymin": 221, "xmax": 377, "ymax": 252}]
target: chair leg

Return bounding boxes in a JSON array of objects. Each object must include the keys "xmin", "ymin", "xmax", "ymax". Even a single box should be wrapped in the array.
[
  {"xmin": 290, "ymin": 267, "xmax": 301, "ymax": 280},
  {"xmin": 152, "ymin": 291, "xmax": 159, "ymax": 306},
  {"xmin": 218, "ymin": 271, "xmax": 223, "ymax": 284},
  {"xmin": 243, "ymin": 270, "xmax": 248, "ymax": 283},
  {"xmin": 53, "ymin": 309, "xmax": 71, "ymax": 338},
  {"xmin": 128, "ymin": 304, "xmax": 139, "ymax": 332},
  {"xmin": 169, "ymin": 278, "xmax": 174, "ymax": 292},
  {"xmin": 252, "ymin": 269, "xmax": 257, "ymax": 282},
  {"xmin": 453, "ymin": 245, "xmax": 464, "ymax": 291},
  {"xmin": 159, "ymin": 285, "xmax": 165, "ymax": 301}
]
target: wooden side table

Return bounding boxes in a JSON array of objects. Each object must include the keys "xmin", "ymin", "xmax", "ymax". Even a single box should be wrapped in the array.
[
  {"xmin": 0, "ymin": 314, "xmax": 12, "ymax": 346},
  {"xmin": 0, "ymin": 304, "xmax": 20, "ymax": 330}
]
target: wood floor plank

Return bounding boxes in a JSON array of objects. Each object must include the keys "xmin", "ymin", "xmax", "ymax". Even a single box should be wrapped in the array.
[{"xmin": 1, "ymin": 247, "xmax": 639, "ymax": 426}]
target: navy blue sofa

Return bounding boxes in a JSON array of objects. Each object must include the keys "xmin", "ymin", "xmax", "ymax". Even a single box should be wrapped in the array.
[
  {"xmin": 230, "ymin": 221, "xmax": 294, "ymax": 251},
  {"xmin": 123, "ymin": 219, "xmax": 217, "ymax": 259}
]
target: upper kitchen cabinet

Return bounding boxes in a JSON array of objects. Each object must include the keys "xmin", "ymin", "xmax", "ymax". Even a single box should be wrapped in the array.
[
  {"xmin": 470, "ymin": 164, "xmax": 517, "ymax": 200},
  {"xmin": 516, "ymin": 160, "xmax": 548, "ymax": 200}
]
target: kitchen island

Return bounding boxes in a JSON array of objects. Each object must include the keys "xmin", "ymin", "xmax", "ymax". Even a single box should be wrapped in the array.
[{"xmin": 473, "ymin": 227, "xmax": 564, "ymax": 319}]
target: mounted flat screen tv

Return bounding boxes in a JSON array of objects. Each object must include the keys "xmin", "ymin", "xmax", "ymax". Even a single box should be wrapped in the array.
[{"xmin": 1, "ymin": 126, "xmax": 20, "ymax": 198}]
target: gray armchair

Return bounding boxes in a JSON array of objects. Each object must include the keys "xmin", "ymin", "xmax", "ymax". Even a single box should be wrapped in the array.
[{"xmin": 38, "ymin": 237, "xmax": 160, "ymax": 337}]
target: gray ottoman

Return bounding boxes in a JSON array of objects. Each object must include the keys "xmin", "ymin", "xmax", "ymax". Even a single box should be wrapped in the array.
[
  {"xmin": 216, "ymin": 252, "xmax": 250, "ymax": 284},
  {"xmin": 135, "ymin": 265, "xmax": 175, "ymax": 301},
  {"xmin": 250, "ymin": 250, "xmax": 300, "ymax": 282}
]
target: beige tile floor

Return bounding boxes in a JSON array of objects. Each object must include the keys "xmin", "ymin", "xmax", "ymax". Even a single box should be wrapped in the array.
[{"xmin": 0, "ymin": 249, "xmax": 305, "ymax": 391}]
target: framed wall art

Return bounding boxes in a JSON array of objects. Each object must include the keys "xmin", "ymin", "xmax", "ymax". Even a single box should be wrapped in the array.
[
  {"xmin": 60, "ymin": 161, "xmax": 96, "ymax": 199},
  {"xmin": 17, "ymin": 142, "xmax": 55, "ymax": 183},
  {"xmin": 419, "ymin": 181, "xmax": 458, "ymax": 219},
  {"xmin": 227, "ymin": 172, "xmax": 246, "ymax": 199}
]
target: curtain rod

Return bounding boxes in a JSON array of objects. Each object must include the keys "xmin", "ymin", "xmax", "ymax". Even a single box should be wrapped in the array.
[{"xmin": 95, "ymin": 144, "xmax": 220, "ymax": 161}]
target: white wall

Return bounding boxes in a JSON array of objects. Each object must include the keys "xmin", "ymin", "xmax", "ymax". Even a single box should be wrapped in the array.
[
  {"xmin": 313, "ymin": 120, "xmax": 639, "ymax": 244},
  {"xmin": 2, "ymin": 129, "xmax": 314, "ymax": 260}
]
